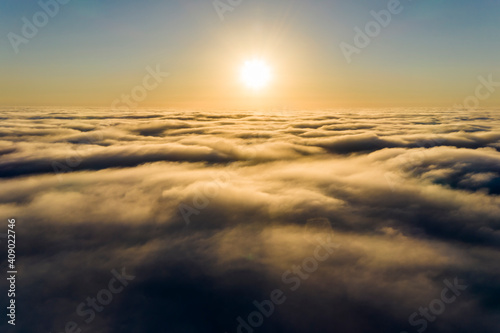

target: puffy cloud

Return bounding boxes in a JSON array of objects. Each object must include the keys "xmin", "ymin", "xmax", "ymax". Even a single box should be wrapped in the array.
[{"xmin": 0, "ymin": 108, "xmax": 499, "ymax": 333}]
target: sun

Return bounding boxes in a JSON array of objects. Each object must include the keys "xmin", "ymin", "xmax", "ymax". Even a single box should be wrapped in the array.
[{"xmin": 240, "ymin": 59, "xmax": 272, "ymax": 90}]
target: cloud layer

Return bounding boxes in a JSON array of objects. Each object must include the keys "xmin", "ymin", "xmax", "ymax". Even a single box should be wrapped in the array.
[{"xmin": 0, "ymin": 107, "xmax": 499, "ymax": 333}]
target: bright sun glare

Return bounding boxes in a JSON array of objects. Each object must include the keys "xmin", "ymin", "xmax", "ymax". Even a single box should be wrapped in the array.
[{"xmin": 240, "ymin": 59, "xmax": 272, "ymax": 90}]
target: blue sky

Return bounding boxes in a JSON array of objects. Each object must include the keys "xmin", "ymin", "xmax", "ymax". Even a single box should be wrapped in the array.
[{"xmin": 1, "ymin": 0, "xmax": 499, "ymax": 107}]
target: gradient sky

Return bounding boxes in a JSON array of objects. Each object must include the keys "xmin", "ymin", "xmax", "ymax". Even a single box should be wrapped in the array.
[{"xmin": 1, "ymin": 0, "xmax": 500, "ymax": 108}]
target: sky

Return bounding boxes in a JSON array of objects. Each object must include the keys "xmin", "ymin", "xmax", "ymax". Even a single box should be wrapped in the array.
[
  {"xmin": 1, "ymin": 3, "xmax": 500, "ymax": 332},
  {"xmin": 1, "ymin": 0, "xmax": 500, "ymax": 108}
]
